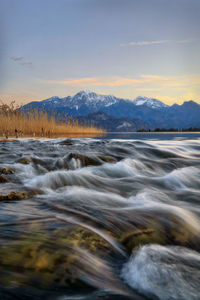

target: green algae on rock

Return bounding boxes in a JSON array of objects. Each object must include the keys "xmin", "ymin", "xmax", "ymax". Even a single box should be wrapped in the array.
[
  {"xmin": 121, "ymin": 228, "xmax": 166, "ymax": 253},
  {"xmin": 0, "ymin": 226, "xmax": 112, "ymax": 289}
]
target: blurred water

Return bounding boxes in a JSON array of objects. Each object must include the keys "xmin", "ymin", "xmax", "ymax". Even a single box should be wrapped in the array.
[{"xmin": 0, "ymin": 134, "xmax": 200, "ymax": 299}]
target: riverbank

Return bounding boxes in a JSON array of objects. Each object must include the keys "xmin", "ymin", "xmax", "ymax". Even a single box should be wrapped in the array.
[{"xmin": 0, "ymin": 102, "xmax": 105, "ymax": 138}]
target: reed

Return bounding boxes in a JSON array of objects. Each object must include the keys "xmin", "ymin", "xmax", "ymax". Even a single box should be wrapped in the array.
[{"xmin": 0, "ymin": 102, "xmax": 105, "ymax": 138}]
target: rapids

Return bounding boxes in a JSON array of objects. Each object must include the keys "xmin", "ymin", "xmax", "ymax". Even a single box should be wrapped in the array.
[{"xmin": 0, "ymin": 135, "xmax": 200, "ymax": 299}]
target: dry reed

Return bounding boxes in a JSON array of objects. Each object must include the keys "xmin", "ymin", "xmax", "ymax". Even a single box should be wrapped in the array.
[{"xmin": 0, "ymin": 101, "xmax": 105, "ymax": 138}]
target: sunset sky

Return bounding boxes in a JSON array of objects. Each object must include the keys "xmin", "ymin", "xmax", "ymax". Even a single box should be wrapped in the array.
[{"xmin": 0, "ymin": 0, "xmax": 200, "ymax": 105}]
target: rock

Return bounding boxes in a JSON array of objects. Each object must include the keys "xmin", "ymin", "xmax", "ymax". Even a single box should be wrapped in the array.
[
  {"xmin": 121, "ymin": 216, "xmax": 200, "ymax": 253},
  {"xmin": 121, "ymin": 228, "xmax": 166, "ymax": 253},
  {"xmin": 59, "ymin": 139, "xmax": 74, "ymax": 146},
  {"xmin": 0, "ymin": 191, "xmax": 29, "ymax": 201},
  {"xmin": 0, "ymin": 175, "xmax": 9, "ymax": 183},
  {"xmin": 0, "ymin": 226, "xmax": 112, "ymax": 288},
  {"xmin": 68, "ymin": 153, "xmax": 102, "ymax": 167},
  {"xmin": 17, "ymin": 158, "xmax": 30, "ymax": 164},
  {"xmin": 56, "ymin": 227, "xmax": 111, "ymax": 254},
  {"xmin": 1, "ymin": 167, "xmax": 15, "ymax": 174},
  {"xmin": 98, "ymin": 156, "xmax": 117, "ymax": 163}
]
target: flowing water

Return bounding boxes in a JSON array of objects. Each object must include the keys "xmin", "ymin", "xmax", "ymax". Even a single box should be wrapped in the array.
[{"xmin": 0, "ymin": 134, "xmax": 200, "ymax": 300}]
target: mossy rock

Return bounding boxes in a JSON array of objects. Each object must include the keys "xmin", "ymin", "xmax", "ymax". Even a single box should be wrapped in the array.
[
  {"xmin": 1, "ymin": 167, "xmax": 15, "ymax": 174},
  {"xmin": 0, "ymin": 227, "xmax": 112, "ymax": 288},
  {"xmin": 17, "ymin": 158, "xmax": 31, "ymax": 164},
  {"xmin": 121, "ymin": 215, "xmax": 200, "ymax": 253},
  {"xmin": 0, "ymin": 191, "xmax": 29, "ymax": 201},
  {"xmin": 0, "ymin": 175, "xmax": 9, "ymax": 183},
  {"xmin": 165, "ymin": 216, "xmax": 200, "ymax": 250},
  {"xmin": 55, "ymin": 227, "xmax": 111, "ymax": 254},
  {"xmin": 121, "ymin": 228, "xmax": 166, "ymax": 253}
]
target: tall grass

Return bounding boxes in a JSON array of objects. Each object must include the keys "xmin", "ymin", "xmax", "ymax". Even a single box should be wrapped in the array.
[{"xmin": 0, "ymin": 102, "xmax": 105, "ymax": 138}]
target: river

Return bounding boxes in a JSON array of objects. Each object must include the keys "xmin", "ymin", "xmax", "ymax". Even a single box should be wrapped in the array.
[{"xmin": 0, "ymin": 133, "xmax": 200, "ymax": 299}]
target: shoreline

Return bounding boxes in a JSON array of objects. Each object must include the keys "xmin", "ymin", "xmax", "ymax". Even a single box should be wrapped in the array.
[
  {"xmin": 1, "ymin": 131, "xmax": 200, "ymax": 142},
  {"xmin": 1, "ymin": 131, "xmax": 200, "ymax": 139}
]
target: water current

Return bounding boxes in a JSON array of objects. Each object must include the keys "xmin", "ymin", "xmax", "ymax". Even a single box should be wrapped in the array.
[{"xmin": 0, "ymin": 134, "xmax": 200, "ymax": 299}]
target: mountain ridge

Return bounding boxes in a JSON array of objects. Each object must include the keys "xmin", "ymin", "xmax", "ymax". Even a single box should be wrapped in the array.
[{"xmin": 22, "ymin": 91, "xmax": 200, "ymax": 130}]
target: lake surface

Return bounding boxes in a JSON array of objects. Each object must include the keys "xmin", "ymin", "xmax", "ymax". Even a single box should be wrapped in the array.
[
  {"xmin": 103, "ymin": 132, "xmax": 200, "ymax": 140},
  {"xmin": 0, "ymin": 134, "xmax": 200, "ymax": 299}
]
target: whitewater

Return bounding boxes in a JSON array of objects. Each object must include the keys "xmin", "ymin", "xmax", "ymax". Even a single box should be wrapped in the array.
[{"xmin": 0, "ymin": 134, "xmax": 200, "ymax": 299}]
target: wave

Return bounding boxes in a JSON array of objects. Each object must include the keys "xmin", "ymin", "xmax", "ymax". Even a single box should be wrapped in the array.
[{"xmin": 121, "ymin": 244, "xmax": 200, "ymax": 300}]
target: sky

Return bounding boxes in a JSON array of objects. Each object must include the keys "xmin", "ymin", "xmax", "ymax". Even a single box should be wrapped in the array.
[{"xmin": 0, "ymin": 0, "xmax": 200, "ymax": 105}]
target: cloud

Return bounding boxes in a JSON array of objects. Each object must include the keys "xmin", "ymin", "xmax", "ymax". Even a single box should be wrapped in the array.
[
  {"xmin": 47, "ymin": 77, "xmax": 141, "ymax": 87},
  {"xmin": 176, "ymin": 39, "xmax": 198, "ymax": 44},
  {"xmin": 120, "ymin": 40, "xmax": 169, "ymax": 47},
  {"xmin": 10, "ymin": 56, "xmax": 24, "ymax": 61},
  {"xmin": 10, "ymin": 56, "xmax": 33, "ymax": 68},
  {"xmin": 47, "ymin": 74, "xmax": 200, "ymax": 89},
  {"xmin": 19, "ymin": 62, "xmax": 33, "ymax": 68},
  {"xmin": 136, "ymin": 88, "xmax": 163, "ymax": 92},
  {"xmin": 140, "ymin": 74, "xmax": 200, "ymax": 88},
  {"xmin": 120, "ymin": 39, "xmax": 198, "ymax": 47}
]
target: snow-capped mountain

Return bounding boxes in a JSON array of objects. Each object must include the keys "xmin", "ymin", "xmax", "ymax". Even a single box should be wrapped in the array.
[
  {"xmin": 133, "ymin": 96, "xmax": 168, "ymax": 109},
  {"xmin": 41, "ymin": 91, "xmax": 122, "ymax": 110},
  {"xmin": 67, "ymin": 91, "xmax": 122, "ymax": 109},
  {"xmin": 22, "ymin": 91, "xmax": 200, "ymax": 129},
  {"xmin": 42, "ymin": 92, "xmax": 168, "ymax": 110}
]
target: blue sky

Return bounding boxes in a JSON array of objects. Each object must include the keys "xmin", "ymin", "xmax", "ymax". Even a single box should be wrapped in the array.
[{"xmin": 0, "ymin": 0, "xmax": 200, "ymax": 104}]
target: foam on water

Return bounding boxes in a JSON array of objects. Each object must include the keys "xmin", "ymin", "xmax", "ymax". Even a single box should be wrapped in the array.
[
  {"xmin": 0, "ymin": 137, "xmax": 200, "ymax": 299},
  {"xmin": 121, "ymin": 244, "xmax": 200, "ymax": 300}
]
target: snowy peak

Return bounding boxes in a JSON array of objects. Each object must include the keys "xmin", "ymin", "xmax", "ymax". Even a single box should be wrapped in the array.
[
  {"xmin": 133, "ymin": 96, "xmax": 168, "ymax": 109},
  {"xmin": 43, "ymin": 96, "xmax": 61, "ymax": 103},
  {"xmin": 22, "ymin": 91, "xmax": 200, "ymax": 129},
  {"xmin": 73, "ymin": 90, "xmax": 108, "ymax": 102},
  {"xmin": 69, "ymin": 91, "xmax": 120, "ymax": 108},
  {"xmin": 40, "ymin": 91, "xmax": 120, "ymax": 109},
  {"xmin": 40, "ymin": 93, "xmax": 169, "ymax": 111},
  {"xmin": 38, "ymin": 92, "xmax": 168, "ymax": 110}
]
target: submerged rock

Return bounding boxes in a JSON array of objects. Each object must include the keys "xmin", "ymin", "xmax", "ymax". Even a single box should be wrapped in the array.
[
  {"xmin": 121, "ymin": 228, "xmax": 165, "ymax": 253},
  {"xmin": 0, "ymin": 226, "xmax": 112, "ymax": 288},
  {"xmin": 0, "ymin": 167, "xmax": 15, "ymax": 174},
  {"xmin": 17, "ymin": 157, "xmax": 31, "ymax": 164},
  {"xmin": 0, "ymin": 191, "xmax": 29, "ymax": 201},
  {"xmin": 68, "ymin": 153, "xmax": 103, "ymax": 167},
  {"xmin": 56, "ymin": 227, "xmax": 111, "ymax": 254},
  {"xmin": 98, "ymin": 155, "xmax": 117, "ymax": 163},
  {"xmin": 0, "ymin": 175, "xmax": 9, "ymax": 183},
  {"xmin": 120, "ymin": 214, "xmax": 200, "ymax": 252}
]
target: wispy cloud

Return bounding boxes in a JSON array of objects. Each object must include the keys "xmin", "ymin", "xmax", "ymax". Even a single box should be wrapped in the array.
[
  {"xmin": 176, "ymin": 39, "xmax": 197, "ymax": 44},
  {"xmin": 47, "ymin": 74, "xmax": 200, "ymax": 89},
  {"xmin": 10, "ymin": 56, "xmax": 24, "ymax": 61},
  {"xmin": 120, "ymin": 39, "xmax": 198, "ymax": 47},
  {"xmin": 120, "ymin": 40, "xmax": 169, "ymax": 47},
  {"xmin": 10, "ymin": 56, "xmax": 33, "ymax": 68},
  {"xmin": 47, "ymin": 77, "xmax": 140, "ymax": 87},
  {"xmin": 19, "ymin": 61, "xmax": 33, "ymax": 67}
]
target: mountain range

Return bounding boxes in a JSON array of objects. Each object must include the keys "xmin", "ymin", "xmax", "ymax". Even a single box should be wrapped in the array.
[{"xmin": 22, "ymin": 91, "xmax": 200, "ymax": 131}]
